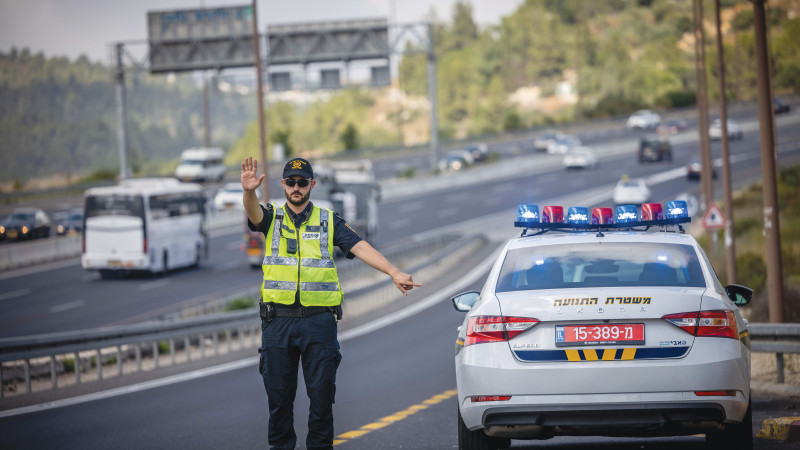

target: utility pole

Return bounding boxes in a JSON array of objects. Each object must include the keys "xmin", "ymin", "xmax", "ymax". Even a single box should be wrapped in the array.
[
  {"xmin": 574, "ymin": 1, "xmax": 583, "ymax": 122},
  {"xmin": 427, "ymin": 22, "xmax": 440, "ymax": 174},
  {"xmin": 203, "ymin": 71, "xmax": 211, "ymax": 148},
  {"xmin": 752, "ymin": 0, "xmax": 784, "ymax": 323},
  {"xmin": 693, "ymin": 0, "xmax": 713, "ymax": 214},
  {"xmin": 251, "ymin": 0, "xmax": 269, "ymax": 202},
  {"xmin": 114, "ymin": 43, "xmax": 130, "ymax": 180},
  {"xmin": 714, "ymin": 0, "xmax": 737, "ymax": 284}
]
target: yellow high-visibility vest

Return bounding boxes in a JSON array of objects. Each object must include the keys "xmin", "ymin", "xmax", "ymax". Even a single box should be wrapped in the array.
[{"xmin": 260, "ymin": 203, "xmax": 342, "ymax": 306}]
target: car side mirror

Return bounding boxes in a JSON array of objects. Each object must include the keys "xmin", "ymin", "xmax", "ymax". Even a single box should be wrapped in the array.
[
  {"xmin": 725, "ymin": 284, "xmax": 753, "ymax": 307},
  {"xmin": 451, "ymin": 291, "xmax": 480, "ymax": 312}
]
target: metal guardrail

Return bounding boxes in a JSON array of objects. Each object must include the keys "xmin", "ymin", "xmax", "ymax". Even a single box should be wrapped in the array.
[{"xmin": 749, "ymin": 323, "xmax": 800, "ymax": 384}]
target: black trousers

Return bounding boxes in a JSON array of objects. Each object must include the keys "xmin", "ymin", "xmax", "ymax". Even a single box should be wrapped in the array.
[{"xmin": 258, "ymin": 312, "xmax": 342, "ymax": 450}]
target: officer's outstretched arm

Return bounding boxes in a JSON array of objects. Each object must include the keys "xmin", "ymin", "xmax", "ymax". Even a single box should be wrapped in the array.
[
  {"xmin": 241, "ymin": 156, "xmax": 265, "ymax": 225},
  {"xmin": 350, "ymin": 241, "xmax": 422, "ymax": 296}
]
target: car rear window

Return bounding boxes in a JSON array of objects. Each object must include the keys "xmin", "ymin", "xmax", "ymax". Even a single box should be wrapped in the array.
[{"xmin": 496, "ymin": 242, "xmax": 705, "ymax": 291}]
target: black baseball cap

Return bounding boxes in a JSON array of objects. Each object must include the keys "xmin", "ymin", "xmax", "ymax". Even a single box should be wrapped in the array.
[{"xmin": 282, "ymin": 158, "xmax": 314, "ymax": 179}]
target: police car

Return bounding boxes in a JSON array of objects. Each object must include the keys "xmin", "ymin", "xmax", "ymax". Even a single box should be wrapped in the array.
[{"xmin": 453, "ymin": 201, "xmax": 753, "ymax": 450}]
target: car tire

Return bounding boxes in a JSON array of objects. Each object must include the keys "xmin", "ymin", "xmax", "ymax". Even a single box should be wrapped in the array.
[
  {"xmin": 706, "ymin": 399, "xmax": 752, "ymax": 450},
  {"xmin": 458, "ymin": 408, "xmax": 510, "ymax": 450}
]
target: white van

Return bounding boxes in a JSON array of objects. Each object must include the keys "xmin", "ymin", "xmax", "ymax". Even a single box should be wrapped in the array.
[{"xmin": 174, "ymin": 147, "xmax": 226, "ymax": 182}]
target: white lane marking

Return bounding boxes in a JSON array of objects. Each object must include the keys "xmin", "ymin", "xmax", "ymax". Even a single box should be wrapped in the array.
[
  {"xmin": 138, "ymin": 279, "xmax": 171, "ymax": 292},
  {"xmin": 0, "ymin": 288, "xmax": 32, "ymax": 302},
  {"xmin": 438, "ymin": 207, "xmax": 458, "ymax": 218},
  {"xmin": 398, "ymin": 203, "xmax": 423, "ymax": 213},
  {"xmin": 0, "ymin": 241, "xmax": 505, "ymax": 419},
  {"xmin": 388, "ymin": 218, "xmax": 411, "ymax": 230},
  {"xmin": 49, "ymin": 300, "xmax": 85, "ymax": 314},
  {"xmin": 213, "ymin": 260, "xmax": 240, "ymax": 272}
]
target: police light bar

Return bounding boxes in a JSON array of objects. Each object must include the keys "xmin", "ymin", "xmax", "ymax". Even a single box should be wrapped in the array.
[
  {"xmin": 542, "ymin": 206, "xmax": 563, "ymax": 223},
  {"xmin": 514, "ymin": 201, "xmax": 691, "ymax": 234},
  {"xmin": 566, "ymin": 207, "xmax": 589, "ymax": 225},
  {"xmin": 641, "ymin": 202, "xmax": 664, "ymax": 221},
  {"xmin": 517, "ymin": 204, "xmax": 540, "ymax": 223},
  {"xmin": 616, "ymin": 205, "xmax": 638, "ymax": 223},
  {"xmin": 591, "ymin": 207, "xmax": 614, "ymax": 224}
]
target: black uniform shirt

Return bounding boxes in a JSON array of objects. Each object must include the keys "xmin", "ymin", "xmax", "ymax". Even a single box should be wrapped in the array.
[{"xmin": 249, "ymin": 202, "xmax": 362, "ymax": 307}]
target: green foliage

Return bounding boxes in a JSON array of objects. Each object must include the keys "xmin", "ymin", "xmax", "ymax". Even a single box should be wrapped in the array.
[
  {"xmin": 63, "ymin": 358, "xmax": 75, "ymax": 373},
  {"xmin": 225, "ymin": 298, "xmax": 256, "ymax": 311},
  {"xmin": 502, "ymin": 110, "xmax": 524, "ymax": 131},
  {"xmin": 271, "ymin": 128, "xmax": 294, "ymax": 158},
  {"xmin": 79, "ymin": 168, "xmax": 117, "ymax": 184},
  {"xmin": 736, "ymin": 252, "xmax": 767, "ymax": 294},
  {"xmin": 339, "ymin": 123, "xmax": 360, "ymax": 151},
  {"xmin": 157, "ymin": 341, "xmax": 169, "ymax": 355},
  {"xmin": 396, "ymin": 167, "xmax": 416, "ymax": 179},
  {"xmin": 659, "ymin": 90, "xmax": 696, "ymax": 108}
]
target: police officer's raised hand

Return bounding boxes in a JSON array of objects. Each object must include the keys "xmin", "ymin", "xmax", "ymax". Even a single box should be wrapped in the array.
[
  {"xmin": 241, "ymin": 156, "xmax": 265, "ymax": 191},
  {"xmin": 392, "ymin": 271, "xmax": 422, "ymax": 296}
]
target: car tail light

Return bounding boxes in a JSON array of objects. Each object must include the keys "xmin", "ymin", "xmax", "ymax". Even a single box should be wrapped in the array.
[
  {"xmin": 694, "ymin": 390, "xmax": 736, "ymax": 396},
  {"xmin": 662, "ymin": 310, "xmax": 738, "ymax": 339},
  {"xmin": 464, "ymin": 316, "xmax": 539, "ymax": 346},
  {"xmin": 471, "ymin": 396, "xmax": 511, "ymax": 402}
]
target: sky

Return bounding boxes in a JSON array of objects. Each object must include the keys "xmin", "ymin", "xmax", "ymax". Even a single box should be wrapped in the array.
[{"xmin": 0, "ymin": 0, "xmax": 522, "ymax": 64}]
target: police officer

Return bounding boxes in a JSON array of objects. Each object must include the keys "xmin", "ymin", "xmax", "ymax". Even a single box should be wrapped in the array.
[{"xmin": 241, "ymin": 156, "xmax": 421, "ymax": 450}]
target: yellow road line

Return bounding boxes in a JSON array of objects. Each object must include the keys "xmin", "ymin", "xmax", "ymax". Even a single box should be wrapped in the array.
[{"xmin": 334, "ymin": 388, "xmax": 458, "ymax": 446}]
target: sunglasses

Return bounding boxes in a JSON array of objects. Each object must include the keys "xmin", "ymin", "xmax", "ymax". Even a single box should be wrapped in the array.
[{"xmin": 284, "ymin": 178, "xmax": 311, "ymax": 187}]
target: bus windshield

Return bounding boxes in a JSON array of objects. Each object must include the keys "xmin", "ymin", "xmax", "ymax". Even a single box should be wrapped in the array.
[{"xmin": 85, "ymin": 195, "xmax": 144, "ymax": 219}]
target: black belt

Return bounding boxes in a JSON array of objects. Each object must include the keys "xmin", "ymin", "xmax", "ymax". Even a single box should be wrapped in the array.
[{"xmin": 259, "ymin": 302, "xmax": 342, "ymax": 321}]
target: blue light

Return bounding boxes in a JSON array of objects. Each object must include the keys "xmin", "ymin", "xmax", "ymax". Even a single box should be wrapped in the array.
[
  {"xmin": 566, "ymin": 206, "xmax": 589, "ymax": 225},
  {"xmin": 517, "ymin": 204, "xmax": 540, "ymax": 223},
  {"xmin": 665, "ymin": 200, "xmax": 689, "ymax": 219},
  {"xmin": 616, "ymin": 205, "xmax": 638, "ymax": 223}
]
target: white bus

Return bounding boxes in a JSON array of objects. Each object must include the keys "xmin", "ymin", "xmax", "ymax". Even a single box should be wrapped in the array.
[{"xmin": 82, "ymin": 178, "xmax": 208, "ymax": 277}]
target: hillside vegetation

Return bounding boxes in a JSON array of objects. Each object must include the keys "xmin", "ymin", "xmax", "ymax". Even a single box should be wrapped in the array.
[{"xmin": 2, "ymin": 0, "xmax": 798, "ymax": 185}]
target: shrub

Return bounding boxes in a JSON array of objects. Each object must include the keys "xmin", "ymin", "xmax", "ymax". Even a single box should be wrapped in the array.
[{"xmin": 225, "ymin": 298, "xmax": 256, "ymax": 311}]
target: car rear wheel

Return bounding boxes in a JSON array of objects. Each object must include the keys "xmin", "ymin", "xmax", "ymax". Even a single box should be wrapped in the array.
[
  {"xmin": 705, "ymin": 399, "xmax": 752, "ymax": 450},
  {"xmin": 458, "ymin": 408, "xmax": 510, "ymax": 450}
]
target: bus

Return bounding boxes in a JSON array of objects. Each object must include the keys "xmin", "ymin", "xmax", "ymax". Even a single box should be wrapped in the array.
[{"xmin": 82, "ymin": 178, "xmax": 208, "ymax": 277}]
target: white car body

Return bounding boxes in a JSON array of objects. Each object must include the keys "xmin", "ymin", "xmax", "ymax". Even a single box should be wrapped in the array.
[
  {"xmin": 613, "ymin": 178, "xmax": 651, "ymax": 205},
  {"xmin": 562, "ymin": 146, "xmax": 599, "ymax": 169},
  {"xmin": 174, "ymin": 147, "xmax": 226, "ymax": 182},
  {"xmin": 214, "ymin": 182, "xmax": 260, "ymax": 211},
  {"xmin": 709, "ymin": 118, "xmax": 743, "ymax": 141},
  {"xmin": 454, "ymin": 227, "xmax": 752, "ymax": 448},
  {"xmin": 627, "ymin": 110, "xmax": 661, "ymax": 130},
  {"xmin": 546, "ymin": 135, "xmax": 581, "ymax": 154}
]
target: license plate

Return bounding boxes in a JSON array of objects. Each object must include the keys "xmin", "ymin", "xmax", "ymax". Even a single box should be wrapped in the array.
[
  {"xmin": 7, "ymin": 230, "xmax": 18, "ymax": 238},
  {"xmin": 108, "ymin": 260, "xmax": 122, "ymax": 268},
  {"xmin": 555, "ymin": 324, "xmax": 644, "ymax": 347}
]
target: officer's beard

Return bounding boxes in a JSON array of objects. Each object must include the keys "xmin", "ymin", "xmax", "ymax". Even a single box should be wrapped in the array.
[{"xmin": 285, "ymin": 189, "xmax": 310, "ymax": 207}]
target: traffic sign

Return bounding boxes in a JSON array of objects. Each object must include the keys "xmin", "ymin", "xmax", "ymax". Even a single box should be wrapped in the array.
[{"xmin": 702, "ymin": 201, "xmax": 726, "ymax": 229}]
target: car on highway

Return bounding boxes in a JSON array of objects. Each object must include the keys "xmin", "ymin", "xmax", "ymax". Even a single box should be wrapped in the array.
[
  {"xmin": 638, "ymin": 135, "xmax": 673, "ymax": 163},
  {"xmin": 561, "ymin": 146, "xmax": 598, "ymax": 170},
  {"xmin": 546, "ymin": 134, "xmax": 581, "ymax": 154},
  {"xmin": 686, "ymin": 159, "xmax": 719, "ymax": 181},
  {"xmin": 464, "ymin": 143, "xmax": 489, "ymax": 163},
  {"xmin": 626, "ymin": 109, "xmax": 661, "ymax": 130},
  {"xmin": 533, "ymin": 130, "xmax": 560, "ymax": 152},
  {"xmin": 56, "ymin": 208, "xmax": 83, "ymax": 236},
  {"xmin": 656, "ymin": 118, "xmax": 688, "ymax": 135},
  {"xmin": 709, "ymin": 118, "xmax": 743, "ymax": 141},
  {"xmin": 453, "ymin": 202, "xmax": 754, "ymax": 450},
  {"xmin": 0, "ymin": 207, "xmax": 52, "ymax": 241},
  {"xmin": 439, "ymin": 150, "xmax": 474, "ymax": 172},
  {"xmin": 612, "ymin": 176, "xmax": 651, "ymax": 205},
  {"xmin": 774, "ymin": 97, "xmax": 791, "ymax": 114},
  {"xmin": 214, "ymin": 182, "xmax": 260, "ymax": 211}
]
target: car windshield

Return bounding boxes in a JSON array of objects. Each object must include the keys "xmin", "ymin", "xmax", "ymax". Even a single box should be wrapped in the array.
[
  {"xmin": 9, "ymin": 212, "xmax": 34, "ymax": 221},
  {"xmin": 180, "ymin": 160, "xmax": 204, "ymax": 166},
  {"xmin": 496, "ymin": 242, "xmax": 705, "ymax": 291},
  {"xmin": 619, "ymin": 180, "xmax": 642, "ymax": 188},
  {"xmin": 67, "ymin": 213, "xmax": 82, "ymax": 221},
  {"xmin": 223, "ymin": 185, "xmax": 243, "ymax": 193}
]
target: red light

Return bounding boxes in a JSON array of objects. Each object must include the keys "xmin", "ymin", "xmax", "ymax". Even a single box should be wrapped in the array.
[
  {"xmin": 471, "ymin": 396, "xmax": 511, "ymax": 402},
  {"xmin": 662, "ymin": 310, "xmax": 738, "ymax": 339},
  {"xmin": 591, "ymin": 207, "xmax": 614, "ymax": 224},
  {"xmin": 542, "ymin": 206, "xmax": 563, "ymax": 223},
  {"xmin": 694, "ymin": 390, "xmax": 736, "ymax": 397},
  {"xmin": 465, "ymin": 316, "xmax": 539, "ymax": 346},
  {"xmin": 641, "ymin": 203, "xmax": 664, "ymax": 220}
]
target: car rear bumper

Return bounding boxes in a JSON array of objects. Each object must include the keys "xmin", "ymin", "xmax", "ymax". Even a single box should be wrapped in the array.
[{"xmin": 82, "ymin": 254, "xmax": 150, "ymax": 271}]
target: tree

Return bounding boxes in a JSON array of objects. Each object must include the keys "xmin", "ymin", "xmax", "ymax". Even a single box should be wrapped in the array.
[{"xmin": 339, "ymin": 123, "xmax": 359, "ymax": 151}]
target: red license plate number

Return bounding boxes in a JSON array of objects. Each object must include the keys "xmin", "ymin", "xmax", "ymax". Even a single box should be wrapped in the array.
[{"xmin": 555, "ymin": 324, "xmax": 644, "ymax": 347}]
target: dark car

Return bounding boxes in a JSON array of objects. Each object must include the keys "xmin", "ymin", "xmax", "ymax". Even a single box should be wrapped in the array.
[
  {"xmin": 774, "ymin": 97, "xmax": 791, "ymax": 114},
  {"xmin": 0, "ymin": 207, "xmax": 52, "ymax": 241},
  {"xmin": 686, "ymin": 159, "xmax": 718, "ymax": 181},
  {"xmin": 463, "ymin": 143, "xmax": 489, "ymax": 162},
  {"xmin": 638, "ymin": 135, "xmax": 673, "ymax": 163},
  {"xmin": 56, "ymin": 209, "xmax": 83, "ymax": 236}
]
